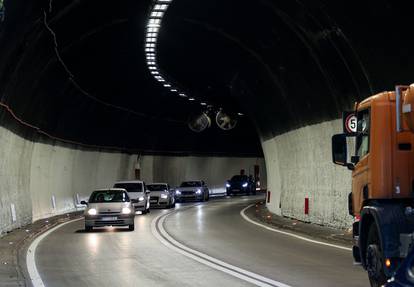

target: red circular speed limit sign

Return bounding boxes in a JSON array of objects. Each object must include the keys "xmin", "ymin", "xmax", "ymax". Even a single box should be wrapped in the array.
[{"xmin": 345, "ymin": 114, "xmax": 357, "ymax": 133}]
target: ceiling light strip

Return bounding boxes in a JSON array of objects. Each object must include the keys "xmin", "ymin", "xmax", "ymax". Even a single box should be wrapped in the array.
[{"xmin": 144, "ymin": 0, "xmax": 215, "ymax": 110}]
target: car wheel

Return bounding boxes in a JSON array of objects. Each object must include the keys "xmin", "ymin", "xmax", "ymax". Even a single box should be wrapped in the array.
[
  {"xmin": 129, "ymin": 224, "xmax": 135, "ymax": 231},
  {"xmin": 85, "ymin": 225, "xmax": 93, "ymax": 232}
]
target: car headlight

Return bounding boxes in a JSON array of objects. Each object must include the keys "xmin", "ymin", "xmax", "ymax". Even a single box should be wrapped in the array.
[
  {"xmin": 160, "ymin": 194, "xmax": 168, "ymax": 199},
  {"xmin": 122, "ymin": 207, "xmax": 131, "ymax": 214},
  {"xmin": 87, "ymin": 208, "xmax": 97, "ymax": 215},
  {"xmin": 138, "ymin": 196, "xmax": 145, "ymax": 202},
  {"xmin": 226, "ymin": 183, "xmax": 231, "ymax": 188},
  {"xmin": 176, "ymin": 190, "xmax": 181, "ymax": 195},
  {"xmin": 242, "ymin": 182, "xmax": 248, "ymax": 188},
  {"xmin": 196, "ymin": 189, "xmax": 202, "ymax": 194}
]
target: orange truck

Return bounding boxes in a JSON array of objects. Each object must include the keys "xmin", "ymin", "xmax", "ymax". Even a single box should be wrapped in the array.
[{"xmin": 332, "ymin": 85, "xmax": 414, "ymax": 287}]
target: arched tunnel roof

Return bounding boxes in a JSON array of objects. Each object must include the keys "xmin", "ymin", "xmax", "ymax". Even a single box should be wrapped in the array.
[{"xmin": 0, "ymin": 0, "xmax": 412, "ymax": 155}]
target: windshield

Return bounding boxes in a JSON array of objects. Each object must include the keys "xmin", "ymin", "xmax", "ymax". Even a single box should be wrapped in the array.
[
  {"xmin": 180, "ymin": 181, "xmax": 201, "ymax": 187},
  {"xmin": 147, "ymin": 184, "xmax": 167, "ymax": 191},
  {"xmin": 89, "ymin": 190, "xmax": 129, "ymax": 203},
  {"xmin": 356, "ymin": 109, "xmax": 370, "ymax": 158},
  {"xmin": 113, "ymin": 183, "xmax": 143, "ymax": 193},
  {"xmin": 231, "ymin": 175, "xmax": 248, "ymax": 182}
]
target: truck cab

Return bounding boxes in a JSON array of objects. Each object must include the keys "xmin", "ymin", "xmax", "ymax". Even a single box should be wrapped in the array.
[{"xmin": 332, "ymin": 86, "xmax": 414, "ymax": 287}]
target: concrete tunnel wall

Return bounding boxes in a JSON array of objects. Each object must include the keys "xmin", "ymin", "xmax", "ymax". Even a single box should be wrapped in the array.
[
  {"xmin": 140, "ymin": 155, "xmax": 267, "ymax": 195},
  {"xmin": 0, "ymin": 125, "xmax": 266, "ymax": 236},
  {"xmin": 263, "ymin": 119, "xmax": 353, "ymax": 229}
]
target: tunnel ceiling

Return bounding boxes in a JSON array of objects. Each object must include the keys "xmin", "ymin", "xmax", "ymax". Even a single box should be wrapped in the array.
[{"xmin": 0, "ymin": 0, "xmax": 413, "ymax": 154}]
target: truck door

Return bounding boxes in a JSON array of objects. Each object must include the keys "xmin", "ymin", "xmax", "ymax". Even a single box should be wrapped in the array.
[{"xmin": 352, "ymin": 109, "xmax": 370, "ymax": 215}]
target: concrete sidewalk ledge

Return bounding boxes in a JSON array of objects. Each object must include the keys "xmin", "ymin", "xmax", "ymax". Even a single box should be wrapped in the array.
[
  {"xmin": 0, "ymin": 212, "xmax": 83, "ymax": 286},
  {"xmin": 246, "ymin": 201, "xmax": 353, "ymax": 247}
]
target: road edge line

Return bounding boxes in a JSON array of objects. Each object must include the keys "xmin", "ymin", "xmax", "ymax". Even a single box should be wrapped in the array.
[
  {"xmin": 26, "ymin": 217, "xmax": 83, "ymax": 287},
  {"xmin": 151, "ymin": 208, "xmax": 291, "ymax": 287},
  {"xmin": 240, "ymin": 204, "xmax": 352, "ymax": 252}
]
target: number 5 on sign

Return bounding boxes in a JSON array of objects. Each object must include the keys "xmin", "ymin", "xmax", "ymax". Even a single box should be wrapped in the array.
[{"xmin": 342, "ymin": 112, "xmax": 357, "ymax": 134}]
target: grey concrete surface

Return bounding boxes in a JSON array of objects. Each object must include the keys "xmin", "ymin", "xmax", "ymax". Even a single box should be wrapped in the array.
[
  {"xmin": 262, "ymin": 119, "xmax": 354, "ymax": 229},
  {"xmin": 165, "ymin": 196, "xmax": 368, "ymax": 287},
  {"xmin": 141, "ymin": 155, "xmax": 266, "ymax": 195},
  {"xmin": 33, "ymin": 196, "xmax": 368, "ymax": 287},
  {"xmin": 0, "ymin": 125, "xmax": 265, "ymax": 236}
]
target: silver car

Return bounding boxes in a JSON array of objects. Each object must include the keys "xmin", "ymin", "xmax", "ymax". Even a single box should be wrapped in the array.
[
  {"xmin": 113, "ymin": 180, "xmax": 150, "ymax": 214},
  {"xmin": 81, "ymin": 188, "xmax": 135, "ymax": 231},
  {"xmin": 175, "ymin": 180, "xmax": 210, "ymax": 202},
  {"xmin": 147, "ymin": 183, "xmax": 175, "ymax": 209}
]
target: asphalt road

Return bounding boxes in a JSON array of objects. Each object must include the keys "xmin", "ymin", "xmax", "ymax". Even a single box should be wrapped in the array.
[{"xmin": 33, "ymin": 196, "xmax": 369, "ymax": 287}]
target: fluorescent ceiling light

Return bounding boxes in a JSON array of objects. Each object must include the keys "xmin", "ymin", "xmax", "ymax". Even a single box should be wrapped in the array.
[
  {"xmin": 200, "ymin": 102, "xmax": 207, "ymax": 106},
  {"xmin": 179, "ymin": 93, "xmax": 187, "ymax": 97},
  {"xmin": 147, "ymin": 27, "xmax": 159, "ymax": 33},
  {"xmin": 163, "ymin": 84, "xmax": 171, "ymax": 87},
  {"xmin": 238, "ymin": 112, "xmax": 244, "ymax": 116},
  {"xmin": 147, "ymin": 32, "xmax": 157, "ymax": 37},
  {"xmin": 145, "ymin": 43, "xmax": 155, "ymax": 48},
  {"xmin": 171, "ymin": 89, "xmax": 177, "ymax": 92},
  {"xmin": 146, "ymin": 37, "xmax": 156, "ymax": 43},
  {"xmin": 148, "ymin": 66, "xmax": 157, "ymax": 70},
  {"xmin": 145, "ymin": 48, "xmax": 155, "ymax": 52},
  {"xmin": 147, "ymin": 61, "xmax": 156, "ymax": 65},
  {"xmin": 157, "ymin": 0, "xmax": 172, "ymax": 2},
  {"xmin": 154, "ymin": 4, "xmax": 168, "ymax": 11},
  {"xmin": 148, "ymin": 19, "xmax": 161, "ymax": 25},
  {"xmin": 189, "ymin": 98, "xmax": 195, "ymax": 101},
  {"xmin": 147, "ymin": 27, "xmax": 160, "ymax": 33},
  {"xmin": 151, "ymin": 11, "xmax": 164, "ymax": 18},
  {"xmin": 151, "ymin": 71, "xmax": 159, "ymax": 75}
]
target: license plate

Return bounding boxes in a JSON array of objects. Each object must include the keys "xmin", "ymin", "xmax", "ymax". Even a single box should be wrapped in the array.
[
  {"xmin": 233, "ymin": 189, "xmax": 240, "ymax": 192},
  {"xmin": 102, "ymin": 217, "xmax": 117, "ymax": 221},
  {"xmin": 150, "ymin": 200, "xmax": 158, "ymax": 203}
]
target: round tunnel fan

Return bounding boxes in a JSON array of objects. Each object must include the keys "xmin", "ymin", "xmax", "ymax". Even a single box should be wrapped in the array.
[
  {"xmin": 216, "ymin": 110, "xmax": 237, "ymax": 130},
  {"xmin": 188, "ymin": 112, "xmax": 211, "ymax": 132}
]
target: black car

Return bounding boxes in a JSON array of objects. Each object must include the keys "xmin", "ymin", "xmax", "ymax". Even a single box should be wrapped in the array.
[{"xmin": 226, "ymin": 175, "xmax": 255, "ymax": 196}]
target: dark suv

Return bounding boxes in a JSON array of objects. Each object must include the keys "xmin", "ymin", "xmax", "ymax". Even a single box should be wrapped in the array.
[{"xmin": 226, "ymin": 175, "xmax": 255, "ymax": 196}]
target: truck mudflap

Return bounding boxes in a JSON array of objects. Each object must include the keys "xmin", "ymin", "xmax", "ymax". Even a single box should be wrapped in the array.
[{"xmin": 400, "ymin": 233, "xmax": 414, "ymax": 258}]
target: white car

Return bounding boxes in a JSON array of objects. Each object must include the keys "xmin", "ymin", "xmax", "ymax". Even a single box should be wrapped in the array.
[
  {"xmin": 113, "ymin": 180, "xmax": 150, "ymax": 214},
  {"xmin": 175, "ymin": 180, "xmax": 210, "ymax": 202},
  {"xmin": 147, "ymin": 183, "xmax": 175, "ymax": 209},
  {"xmin": 81, "ymin": 188, "xmax": 135, "ymax": 231}
]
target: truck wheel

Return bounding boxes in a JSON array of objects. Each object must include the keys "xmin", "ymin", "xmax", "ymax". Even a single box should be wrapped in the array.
[{"xmin": 366, "ymin": 225, "xmax": 387, "ymax": 287}]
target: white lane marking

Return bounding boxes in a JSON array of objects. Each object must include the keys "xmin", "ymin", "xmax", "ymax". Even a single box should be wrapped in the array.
[
  {"xmin": 240, "ymin": 204, "xmax": 352, "ymax": 252},
  {"xmin": 26, "ymin": 218, "xmax": 83, "ymax": 287},
  {"xmin": 151, "ymin": 209, "xmax": 292, "ymax": 287}
]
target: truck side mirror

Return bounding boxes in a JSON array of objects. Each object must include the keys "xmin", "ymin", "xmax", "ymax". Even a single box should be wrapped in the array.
[
  {"xmin": 332, "ymin": 133, "xmax": 356, "ymax": 172},
  {"xmin": 80, "ymin": 200, "xmax": 88, "ymax": 205},
  {"xmin": 332, "ymin": 134, "xmax": 347, "ymax": 165}
]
